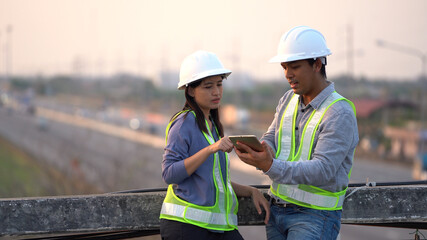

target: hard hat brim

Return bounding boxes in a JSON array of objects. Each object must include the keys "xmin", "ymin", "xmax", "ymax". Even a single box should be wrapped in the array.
[
  {"xmin": 269, "ymin": 52, "xmax": 331, "ymax": 63},
  {"xmin": 178, "ymin": 69, "xmax": 231, "ymax": 90}
]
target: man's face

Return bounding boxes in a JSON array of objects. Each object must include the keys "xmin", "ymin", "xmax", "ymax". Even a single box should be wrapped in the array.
[{"xmin": 280, "ymin": 60, "xmax": 317, "ymax": 97}]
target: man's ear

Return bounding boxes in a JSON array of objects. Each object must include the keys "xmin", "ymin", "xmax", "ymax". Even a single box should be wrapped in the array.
[{"xmin": 314, "ymin": 58, "xmax": 322, "ymax": 72}]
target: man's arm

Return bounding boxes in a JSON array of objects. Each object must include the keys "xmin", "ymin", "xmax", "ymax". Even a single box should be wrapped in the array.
[
  {"xmin": 266, "ymin": 109, "xmax": 358, "ymax": 186},
  {"xmin": 236, "ymin": 105, "xmax": 358, "ymax": 187}
]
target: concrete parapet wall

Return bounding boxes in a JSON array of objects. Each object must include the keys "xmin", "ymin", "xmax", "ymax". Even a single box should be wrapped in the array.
[
  {"xmin": 1, "ymin": 186, "xmax": 427, "ymax": 238},
  {"xmin": 1, "ymin": 193, "xmax": 164, "ymax": 236},
  {"xmin": 342, "ymin": 186, "xmax": 427, "ymax": 227}
]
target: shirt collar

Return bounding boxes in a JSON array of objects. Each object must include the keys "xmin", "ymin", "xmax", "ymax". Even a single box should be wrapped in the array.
[{"xmin": 304, "ymin": 81, "xmax": 335, "ymax": 110}]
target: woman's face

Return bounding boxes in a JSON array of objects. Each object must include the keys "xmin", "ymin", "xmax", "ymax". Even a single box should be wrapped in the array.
[{"xmin": 188, "ymin": 75, "xmax": 223, "ymax": 118}]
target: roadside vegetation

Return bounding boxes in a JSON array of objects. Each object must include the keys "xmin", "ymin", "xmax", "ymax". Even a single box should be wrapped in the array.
[{"xmin": 0, "ymin": 136, "xmax": 97, "ymax": 198}]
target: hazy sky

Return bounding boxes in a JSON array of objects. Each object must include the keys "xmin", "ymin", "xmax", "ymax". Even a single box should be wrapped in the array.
[{"xmin": 1, "ymin": 0, "xmax": 426, "ymax": 82}]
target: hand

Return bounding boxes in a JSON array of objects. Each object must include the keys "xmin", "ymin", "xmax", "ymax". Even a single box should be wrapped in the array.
[
  {"xmin": 210, "ymin": 136, "xmax": 234, "ymax": 153},
  {"xmin": 266, "ymin": 144, "xmax": 275, "ymax": 157},
  {"xmin": 235, "ymin": 141, "xmax": 273, "ymax": 172},
  {"xmin": 250, "ymin": 187, "xmax": 270, "ymax": 224}
]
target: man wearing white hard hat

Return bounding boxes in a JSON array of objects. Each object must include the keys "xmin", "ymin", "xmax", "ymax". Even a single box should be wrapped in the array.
[
  {"xmin": 234, "ymin": 26, "xmax": 359, "ymax": 239},
  {"xmin": 160, "ymin": 51, "xmax": 270, "ymax": 239}
]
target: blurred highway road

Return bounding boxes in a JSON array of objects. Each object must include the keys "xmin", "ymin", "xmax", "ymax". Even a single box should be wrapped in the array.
[{"xmin": 0, "ymin": 103, "xmax": 425, "ymax": 239}]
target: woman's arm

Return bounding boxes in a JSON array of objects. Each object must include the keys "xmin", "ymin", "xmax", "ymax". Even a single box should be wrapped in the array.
[
  {"xmin": 231, "ymin": 182, "xmax": 270, "ymax": 224},
  {"xmin": 184, "ymin": 136, "xmax": 234, "ymax": 176}
]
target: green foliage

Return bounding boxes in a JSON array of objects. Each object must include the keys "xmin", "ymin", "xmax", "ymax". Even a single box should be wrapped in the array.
[
  {"xmin": 7, "ymin": 73, "xmax": 423, "ymax": 121},
  {"xmin": 46, "ymin": 75, "xmax": 79, "ymax": 95},
  {"xmin": 10, "ymin": 77, "xmax": 33, "ymax": 90},
  {"xmin": 0, "ymin": 136, "xmax": 97, "ymax": 198},
  {"xmin": 0, "ymin": 137, "xmax": 55, "ymax": 197}
]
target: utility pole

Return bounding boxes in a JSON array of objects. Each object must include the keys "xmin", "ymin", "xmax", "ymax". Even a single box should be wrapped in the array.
[
  {"xmin": 231, "ymin": 37, "xmax": 241, "ymax": 105},
  {"xmin": 376, "ymin": 39, "xmax": 426, "ymax": 80},
  {"xmin": 0, "ymin": 31, "xmax": 2, "ymax": 82},
  {"xmin": 5, "ymin": 25, "xmax": 13, "ymax": 86},
  {"xmin": 347, "ymin": 24, "xmax": 354, "ymax": 79},
  {"xmin": 335, "ymin": 24, "xmax": 362, "ymax": 79}
]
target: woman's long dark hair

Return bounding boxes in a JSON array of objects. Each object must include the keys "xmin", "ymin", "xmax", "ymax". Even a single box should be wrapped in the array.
[{"xmin": 170, "ymin": 76, "xmax": 224, "ymax": 137}]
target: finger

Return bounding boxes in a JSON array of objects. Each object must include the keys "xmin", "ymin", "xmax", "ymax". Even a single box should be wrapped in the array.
[
  {"xmin": 223, "ymin": 136, "xmax": 232, "ymax": 144},
  {"xmin": 234, "ymin": 146, "xmax": 244, "ymax": 156},
  {"xmin": 264, "ymin": 211, "xmax": 270, "ymax": 224},
  {"xmin": 251, "ymin": 190, "xmax": 262, "ymax": 213},
  {"xmin": 234, "ymin": 148, "xmax": 251, "ymax": 164},
  {"xmin": 234, "ymin": 147, "xmax": 249, "ymax": 158},
  {"xmin": 220, "ymin": 137, "xmax": 232, "ymax": 149},
  {"xmin": 225, "ymin": 140, "xmax": 234, "ymax": 149},
  {"xmin": 255, "ymin": 202, "xmax": 262, "ymax": 215},
  {"xmin": 262, "ymin": 141, "xmax": 274, "ymax": 157},
  {"xmin": 262, "ymin": 201, "xmax": 270, "ymax": 224},
  {"xmin": 220, "ymin": 140, "xmax": 232, "ymax": 151},
  {"xmin": 237, "ymin": 141, "xmax": 253, "ymax": 153},
  {"xmin": 261, "ymin": 141, "xmax": 270, "ymax": 152},
  {"xmin": 225, "ymin": 145, "xmax": 234, "ymax": 153}
]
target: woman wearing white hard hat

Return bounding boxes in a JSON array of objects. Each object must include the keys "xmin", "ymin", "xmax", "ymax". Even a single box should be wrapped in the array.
[{"xmin": 159, "ymin": 50, "xmax": 270, "ymax": 239}]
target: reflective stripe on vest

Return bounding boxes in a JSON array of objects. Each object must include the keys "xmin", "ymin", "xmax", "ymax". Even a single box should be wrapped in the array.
[
  {"xmin": 160, "ymin": 201, "xmax": 238, "ymax": 226},
  {"xmin": 276, "ymin": 94, "xmax": 299, "ymax": 161},
  {"xmin": 271, "ymin": 182, "xmax": 346, "ymax": 209},
  {"xmin": 160, "ymin": 110, "xmax": 238, "ymax": 231},
  {"xmin": 271, "ymin": 92, "xmax": 355, "ymax": 210}
]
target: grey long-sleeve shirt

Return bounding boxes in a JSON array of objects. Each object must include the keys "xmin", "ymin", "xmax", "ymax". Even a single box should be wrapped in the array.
[
  {"xmin": 162, "ymin": 112, "xmax": 228, "ymax": 206},
  {"xmin": 261, "ymin": 82, "xmax": 359, "ymax": 193}
]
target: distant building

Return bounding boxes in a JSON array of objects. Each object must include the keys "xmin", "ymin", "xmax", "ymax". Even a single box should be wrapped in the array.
[
  {"xmin": 352, "ymin": 98, "xmax": 422, "ymax": 162},
  {"xmin": 383, "ymin": 126, "xmax": 420, "ymax": 160},
  {"xmin": 352, "ymin": 99, "xmax": 417, "ymax": 119}
]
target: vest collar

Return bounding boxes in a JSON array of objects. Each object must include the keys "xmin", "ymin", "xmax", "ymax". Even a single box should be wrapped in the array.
[{"xmin": 304, "ymin": 81, "xmax": 335, "ymax": 110}]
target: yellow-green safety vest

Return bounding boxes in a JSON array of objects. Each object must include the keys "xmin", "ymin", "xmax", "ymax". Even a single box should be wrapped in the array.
[
  {"xmin": 271, "ymin": 91, "xmax": 356, "ymax": 210},
  {"xmin": 160, "ymin": 110, "xmax": 239, "ymax": 231}
]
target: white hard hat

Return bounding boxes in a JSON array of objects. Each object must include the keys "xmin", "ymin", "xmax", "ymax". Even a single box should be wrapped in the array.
[
  {"xmin": 178, "ymin": 50, "xmax": 231, "ymax": 90},
  {"xmin": 269, "ymin": 26, "xmax": 331, "ymax": 63}
]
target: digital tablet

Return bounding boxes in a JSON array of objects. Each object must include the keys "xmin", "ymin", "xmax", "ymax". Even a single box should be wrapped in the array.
[{"xmin": 229, "ymin": 135, "xmax": 263, "ymax": 153}]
